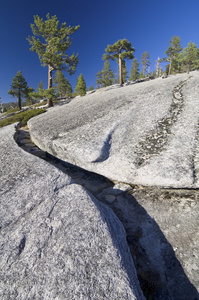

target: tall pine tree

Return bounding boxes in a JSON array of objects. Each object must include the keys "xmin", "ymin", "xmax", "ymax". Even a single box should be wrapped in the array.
[
  {"xmin": 165, "ymin": 36, "xmax": 182, "ymax": 75},
  {"xmin": 75, "ymin": 74, "xmax": 87, "ymax": 96},
  {"xmin": 103, "ymin": 39, "xmax": 134, "ymax": 85},
  {"xmin": 96, "ymin": 60, "xmax": 115, "ymax": 88},
  {"xmin": 129, "ymin": 58, "xmax": 139, "ymax": 81},
  {"xmin": 27, "ymin": 13, "xmax": 80, "ymax": 107},
  {"xmin": 182, "ymin": 42, "xmax": 199, "ymax": 73},
  {"xmin": 54, "ymin": 70, "xmax": 72, "ymax": 98},
  {"xmin": 8, "ymin": 71, "xmax": 28, "ymax": 111}
]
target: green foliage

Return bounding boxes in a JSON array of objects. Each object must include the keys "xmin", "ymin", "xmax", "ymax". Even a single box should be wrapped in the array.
[
  {"xmin": 5, "ymin": 107, "xmax": 19, "ymax": 114},
  {"xmin": 27, "ymin": 13, "xmax": 80, "ymax": 73},
  {"xmin": 103, "ymin": 39, "xmax": 134, "ymax": 85},
  {"xmin": 88, "ymin": 84, "xmax": 94, "ymax": 91},
  {"xmin": 182, "ymin": 42, "xmax": 199, "ymax": 73},
  {"xmin": 30, "ymin": 81, "xmax": 45, "ymax": 101},
  {"xmin": 43, "ymin": 87, "xmax": 57, "ymax": 100},
  {"xmin": 141, "ymin": 52, "xmax": 150, "ymax": 77},
  {"xmin": 165, "ymin": 36, "xmax": 182, "ymax": 74},
  {"xmin": 96, "ymin": 60, "xmax": 115, "ymax": 88},
  {"xmin": 75, "ymin": 73, "xmax": 87, "ymax": 96},
  {"xmin": 24, "ymin": 86, "xmax": 35, "ymax": 105},
  {"xmin": 103, "ymin": 39, "xmax": 134, "ymax": 61},
  {"xmin": 8, "ymin": 71, "xmax": 28, "ymax": 110},
  {"xmin": 0, "ymin": 109, "xmax": 46, "ymax": 128},
  {"xmin": 130, "ymin": 58, "xmax": 140, "ymax": 81},
  {"xmin": 54, "ymin": 70, "xmax": 73, "ymax": 97}
]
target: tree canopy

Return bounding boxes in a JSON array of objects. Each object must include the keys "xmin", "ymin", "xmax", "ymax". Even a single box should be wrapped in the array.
[
  {"xmin": 54, "ymin": 70, "xmax": 73, "ymax": 98},
  {"xmin": 130, "ymin": 58, "xmax": 140, "ymax": 81},
  {"xmin": 165, "ymin": 36, "xmax": 182, "ymax": 75},
  {"xmin": 181, "ymin": 42, "xmax": 199, "ymax": 73},
  {"xmin": 27, "ymin": 13, "xmax": 80, "ymax": 106},
  {"xmin": 103, "ymin": 39, "xmax": 134, "ymax": 85},
  {"xmin": 75, "ymin": 73, "xmax": 87, "ymax": 96},
  {"xmin": 8, "ymin": 71, "xmax": 28, "ymax": 111},
  {"xmin": 96, "ymin": 60, "xmax": 115, "ymax": 88}
]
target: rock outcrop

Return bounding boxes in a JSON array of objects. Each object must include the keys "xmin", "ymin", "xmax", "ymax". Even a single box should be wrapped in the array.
[
  {"xmin": 0, "ymin": 124, "xmax": 144, "ymax": 300},
  {"xmin": 28, "ymin": 71, "xmax": 199, "ymax": 188}
]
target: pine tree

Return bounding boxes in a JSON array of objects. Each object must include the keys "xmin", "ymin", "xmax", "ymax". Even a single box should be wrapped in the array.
[
  {"xmin": 54, "ymin": 70, "xmax": 72, "ymax": 98},
  {"xmin": 165, "ymin": 36, "xmax": 182, "ymax": 75},
  {"xmin": 8, "ymin": 71, "xmax": 28, "ymax": 110},
  {"xmin": 88, "ymin": 84, "xmax": 94, "ymax": 91},
  {"xmin": 141, "ymin": 51, "xmax": 150, "ymax": 77},
  {"xmin": 27, "ymin": 13, "xmax": 80, "ymax": 107},
  {"xmin": 129, "ymin": 58, "xmax": 139, "ymax": 81},
  {"xmin": 103, "ymin": 39, "xmax": 134, "ymax": 85},
  {"xmin": 182, "ymin": 42, "xmax": 199, "ymax": 73},
  {"xmin": 24, "ymin": 87, "xmax": 35, "ymax": 105},
  {"xmin": 75, "ymin": 74, "xmax": 87, "ymax": 96},
  {"xmin": 96, "ymin": 60, "xmax": 115, "ymax": 88}
]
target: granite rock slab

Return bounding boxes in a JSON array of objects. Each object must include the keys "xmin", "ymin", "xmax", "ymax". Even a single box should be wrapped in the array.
[
  {"xmin": 0, "ymin": 124, "xmax": 144, "ymax": 300},
  {"xmin": 28, "ymin": 71, "xmax": 199, "ymax": 188}
]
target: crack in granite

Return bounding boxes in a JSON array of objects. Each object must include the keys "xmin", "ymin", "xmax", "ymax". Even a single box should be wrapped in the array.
[{"xmin": 134, "ymin": 79, "xmax": 189, "ymax": 168}]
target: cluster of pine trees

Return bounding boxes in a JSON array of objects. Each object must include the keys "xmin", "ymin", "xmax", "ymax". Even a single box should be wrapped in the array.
[{"xmin": 7, "ymin": 13, "xmax": 199, "ymax": 111}]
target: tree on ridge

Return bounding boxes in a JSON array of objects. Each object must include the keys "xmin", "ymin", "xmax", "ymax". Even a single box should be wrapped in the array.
[
  {"xmin": 8, "ymin": 71, "xmax": 28, "ymax": 111},
  {"xmin": 54, "ymin": 70, "xmax": 72, "ymax": 98},
  {"xmin": 75, "ymin": 73, "xmax": 87, "ymax": 96},
  {"xmin": 165, "ymin": 36, "xmax": 182, "ymax": 75},
  {"xmin": 27, "ymin": 13, "xmax": 80, "ymax": 107},
  {"xmin": 96, "ymin": 60, "xmax": 115, "ymax": 88},
  {"xmin": 129, "ymin": 58, "xmax": 139, "ymax": 81},
  {"xmin": 103, "ymin": 39, "xmax": 134, "ymax": 85}
]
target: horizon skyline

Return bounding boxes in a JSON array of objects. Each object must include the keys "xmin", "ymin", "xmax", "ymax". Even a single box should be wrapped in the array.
[{"xmin": 1, "ymin": 0, "xmax": 199, "ymax": 103}]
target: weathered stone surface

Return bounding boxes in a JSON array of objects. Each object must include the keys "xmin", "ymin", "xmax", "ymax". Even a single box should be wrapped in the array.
[
  {"xmin": 0, "ymin": 124, "xmax": 144, "ymax": 300},
  {"xmin": 28, "ymin": 71, "xmax": 199, "ymax": 188}
]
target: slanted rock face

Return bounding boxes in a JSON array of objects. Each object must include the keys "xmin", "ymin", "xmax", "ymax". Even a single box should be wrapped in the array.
[
  {"xmin": 28, "ymin": 71, "xmax": 199, "ymax": 188},
  {"xmin": 0, "ymin": 124, "xmax": 144, "ymax": 300}
]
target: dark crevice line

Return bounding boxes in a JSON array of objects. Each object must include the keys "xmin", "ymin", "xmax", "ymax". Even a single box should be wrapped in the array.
[{"xmin": 134, "ymin": 79, "xmax": 189, "ymax": 168}]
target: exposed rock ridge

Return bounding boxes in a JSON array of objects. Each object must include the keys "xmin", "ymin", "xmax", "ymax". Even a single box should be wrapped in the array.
[
  {"xmin": 28, "ymin": 71, "xmax": 199, "ymax": 188},
  {"xmin": 0, "ymin": 124, "xmax": 145, "ymax": 300},
  {"xmin": 15, "ymin": 124, "xmax": 199, "ymax": 299},
  {"xmin": 134, "ymin": 78, "xmax": 189, "ymax": 167}
]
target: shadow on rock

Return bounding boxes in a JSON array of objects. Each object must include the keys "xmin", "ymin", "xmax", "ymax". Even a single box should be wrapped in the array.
[{"xmin": 44, "ymin": 153, "xmax": 198, "ymax": 300}]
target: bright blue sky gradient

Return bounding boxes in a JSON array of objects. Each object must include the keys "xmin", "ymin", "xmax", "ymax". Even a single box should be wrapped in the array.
[{"xmin": 0, "ymin": 0, "xmax": 199, "ymax": 103}]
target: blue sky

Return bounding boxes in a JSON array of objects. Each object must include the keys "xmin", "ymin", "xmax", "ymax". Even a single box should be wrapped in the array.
[{"xmin": 0, "ymin": 0, "xmax": 199, "ymax": 103}]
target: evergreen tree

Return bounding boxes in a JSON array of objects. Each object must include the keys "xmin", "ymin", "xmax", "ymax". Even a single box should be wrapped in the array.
[
  {"xmin": 182, "ymin": 42, "xmax": 199, "ymax": 73},
  {"xmin": 165, "ymin": 36, "xmax": 182, "ymax": 75},
  {"xmin": 30, "ymin": 81, "xmax": 45, "ymax": 101},
  {"xmin": 75, "ymin": 74, "xmax": 86, "ymax": 96},
  {"xmin": 24, "ymin": 87, "xmax": 35, "ymax": 105},
  {"xmin": 129, "ymin": 58, "xmax": 139, "ymax": 81},
  {"xmin": 54, "ymin": 70, "xmax": 72, "ymax": 98},
  {"xmin": 27, "ymin": 13, "xmax": 80, "ymax": 107},
  {"xmin": 88, "ymin": 84, "xmax": 94, "ymax": 91},
  {"xmin": 96, "ymin": 71, "xmax": 103, "ymax": 89},
  {"xmin": 8, "ymin": 71, "xmax": 28, "ymax": 110},
  {"xmin": 96, "ymin": 60, "xmax": 115, "ymax": 88},
  {"xmin": 103, "ymin": 39, "xmax": 134, "ymax": 85},
  {"xmin": 141, "ymin": 51, "xmax": 150, "ymax": 77}
]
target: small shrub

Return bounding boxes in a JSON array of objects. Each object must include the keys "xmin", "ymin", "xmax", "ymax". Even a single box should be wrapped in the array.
[
  {"xmin": 5, "ymin": 107, "xmax": 19, "ymax": 114},
  {"xmin": 0, "ymin": 108, "xmax": 46, "ymax": 128}
]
